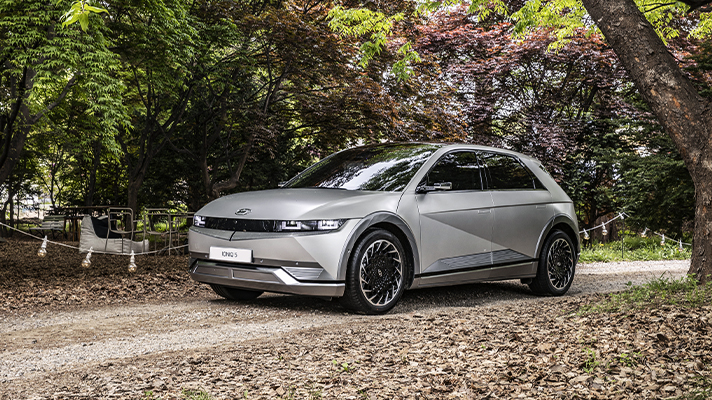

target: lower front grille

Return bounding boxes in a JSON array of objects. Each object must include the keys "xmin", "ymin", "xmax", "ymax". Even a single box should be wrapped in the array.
[{"xmin": 194, "ymin": 263, "xmax": 280, "ymax": 283}]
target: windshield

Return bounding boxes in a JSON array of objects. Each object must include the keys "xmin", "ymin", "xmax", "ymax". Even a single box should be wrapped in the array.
[{"xmin": 284, "ymin": 143, "xmax": 440, "ymax": 191}]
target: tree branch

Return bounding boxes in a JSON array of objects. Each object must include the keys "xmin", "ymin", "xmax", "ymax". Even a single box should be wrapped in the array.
[
  {"xmin": 642, "ymin": 2, "xmax": 677, "ymax": 13},
  {"xmin": 28, "ymin": 75, "xmax": 79, "ymax": 125}
]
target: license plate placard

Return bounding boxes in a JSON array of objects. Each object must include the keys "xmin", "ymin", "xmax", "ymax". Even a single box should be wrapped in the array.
[{"xmin": 209, "ymin": 247, "xmax": 252, "ymax": 263}]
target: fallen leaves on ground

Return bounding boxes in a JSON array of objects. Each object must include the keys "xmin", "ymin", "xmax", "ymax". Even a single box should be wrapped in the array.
[
  {"xmin": 4, "ymin": 298, "xmax": 711, "ymax": 399},
  {"xmin": 1, "ymin": 237, "xmax": 711, "ymax": 399},
  {"xmin": 0, "ymin": 237, "xmax": 211, "ymax": 312}
]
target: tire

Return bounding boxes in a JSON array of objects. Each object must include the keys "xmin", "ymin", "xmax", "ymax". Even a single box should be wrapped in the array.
[
  {"xmin": 210, "ymin": 284, "xmax": 263, "ymax": 300},
  {"xmin": 529, "ymin": 230, "xmax": 576, "ymax": 296},
  {"xmin": 341, "ymin": 229, "xmax": 408, "ymax": 315}
]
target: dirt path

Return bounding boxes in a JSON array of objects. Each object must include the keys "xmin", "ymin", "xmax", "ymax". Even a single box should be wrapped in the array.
[{"xmin": 1, "ymin": 260, "xmax": 696, "ymax": 399}]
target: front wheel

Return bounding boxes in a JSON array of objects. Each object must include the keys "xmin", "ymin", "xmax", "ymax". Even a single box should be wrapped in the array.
[
  {"xmin": 210, "ymin": 284, "xmax": 263, "ymax": 300},
  {"xmin": 341, "ymin": 229, "xmax": 408, "ymax": 314},
  {"xmin": 529, "ymin": 230, "xmax": 576, "ymax": 296}
]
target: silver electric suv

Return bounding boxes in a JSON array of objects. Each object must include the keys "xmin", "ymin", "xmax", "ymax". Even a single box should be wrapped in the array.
[{"xmin": 188, "ymin": 143, "xmax": 579, "ymax": 314}]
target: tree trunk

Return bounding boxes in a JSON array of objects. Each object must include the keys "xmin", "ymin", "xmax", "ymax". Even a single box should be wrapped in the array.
[
  {"xmin": 0, "ymin": 70, "xmax": 75, "ymax": 188},
  {"xmin": 0, "ymin": 118, "xmax": 31, "ymax": 188},
  {"xmin": 127, "ymin": 179, "xmax": 141, "ymax": 215},
  {"xmin": 125, "ymin": 140, "xmax": 165, "ymax": 213},
  {"xmin": 209, "ymin": 135, "xmax": 254, "ymax": 200},
  {"xmin": 0, "ymin": 188, "xmax": 15, "ymax": 237},
  {"xmin": 84, "ymin": 139, "xmax": 102, "ymax": 206},
  {"xmin": 581, "ymin": 0, "xmax": 712, "ymax": 282}
]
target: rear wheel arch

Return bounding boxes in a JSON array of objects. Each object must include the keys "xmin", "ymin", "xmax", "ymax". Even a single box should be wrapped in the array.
[
  {"xmin": 536, "ymin": 215, "xmax": 580, "ymax": 260},
  {"xmin": 529, "ymin": 229, "xmax": 576, "ymax": 296},
  {"xmin": 552, "ymin": 222, "xmax": 579, "ymax": 256}
]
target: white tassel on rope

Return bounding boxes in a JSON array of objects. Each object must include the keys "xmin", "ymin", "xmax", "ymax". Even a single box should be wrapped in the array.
[
  {"xmin": 660, "ymin": 234, "xmax": 665, "ymax": 246},
  {"xmin": 602, "ymin": 223, "xmax": 608, "ymax": 236},
  {"xmin": 37, "ymin": 236, "xmax": 48, "ymax": 257},
  {"xmin": 128, "ymin": 250, "xmax": 137, "ymax": 273},
  {"xmin": 641, "ymin": 228, "xmax": 648, "ymax": 238},
  {"xmin": 82, "ymin": 247, "xmax": 93, "ymax": 268},
  {"xmin": 583, "ymin": 230, "xmax": 589, "ymax": 240}
]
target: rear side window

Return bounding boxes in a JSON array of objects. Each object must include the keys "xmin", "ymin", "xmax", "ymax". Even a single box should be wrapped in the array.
[
  {"xmin": 479, "ymin": 152, "xmax": 541, "ymax": 190},
  {"xmin": 423, "ymin": 151, "xmax": 484, "ymax": 191}
]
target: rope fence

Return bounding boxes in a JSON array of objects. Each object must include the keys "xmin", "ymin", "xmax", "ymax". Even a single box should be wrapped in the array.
[
  {"xmin": 1, "ymin": 210, "xmax": 693, "ymax": 271},
  {"xmin": 0, "ymin": 221, "xmax": 187, "ymax": 255},
  {"xmin": 0, "ymin": 221, "xmax": 188, "ymax": 272},
  {"xmin": 579, "ymin": 212, "xmax": 691, "ymax": 249}
]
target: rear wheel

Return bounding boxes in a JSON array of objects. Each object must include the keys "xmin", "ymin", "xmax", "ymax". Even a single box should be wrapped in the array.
[
  {"xmin": 210, "ymin": 284, "xmax": 263, "ymax": 300},
  {"xmin": 341, "ymin": 229, "xmax": 407, "ymax": 314},
  {"xmin": 529, "ymin": 230, "xmax": 576, "ymax": 296}
]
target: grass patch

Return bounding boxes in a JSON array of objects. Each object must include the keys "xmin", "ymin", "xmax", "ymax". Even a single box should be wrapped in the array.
[
  {"xmin": 579, "ymin": 274, "xmax": 712, "ymax": 314},
  {"xmin": 579, "ymin": 236, "xmax": 691, "ymax": 263},
  {"xmin": 141, "ymin": 389, "xmax": 215, "ymax": 400},
  {"xmin": 677, "ymin": 388, "xmax": 712, "ymax": 400},
  {"xmin": 674, "ymin": 376, "xmax": 712, "ymax": 400},
  {"xmin": 181, "ymin": 389, "xmax": 214, "ymax": 400}
]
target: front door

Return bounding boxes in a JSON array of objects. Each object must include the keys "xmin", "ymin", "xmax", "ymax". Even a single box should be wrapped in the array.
[{"xmin": 415, "ymin": 151, "xmax": 494, "ymax": 286}]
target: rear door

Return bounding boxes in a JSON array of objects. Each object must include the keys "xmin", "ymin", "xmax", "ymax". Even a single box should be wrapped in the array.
[
  {"xmin": 479, "ymin": 152, "xmax": 553, "ymax": 279},
  {"xmin": 415, "ymin": 151, "xmax": 494, "ymax": 285}
]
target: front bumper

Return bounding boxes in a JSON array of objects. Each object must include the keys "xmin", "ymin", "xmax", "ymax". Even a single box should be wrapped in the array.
[
  {"xmin": 189, "ymin": 260, "xmax": 345, "ymax": 297},
  {"xmin": 188, "ymin": 220, "xmax": 360, "ymax": 297}
]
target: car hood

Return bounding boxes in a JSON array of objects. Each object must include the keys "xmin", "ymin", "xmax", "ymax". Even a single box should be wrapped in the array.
[{"xmin": 196, "ymin": 188, "xmax": 403, "ymax": 220}]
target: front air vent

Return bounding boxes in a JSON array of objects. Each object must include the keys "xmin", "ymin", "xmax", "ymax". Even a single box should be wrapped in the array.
[{"xmin": 282, "ymin": 266, "xmax": 324, "ymax": 281}]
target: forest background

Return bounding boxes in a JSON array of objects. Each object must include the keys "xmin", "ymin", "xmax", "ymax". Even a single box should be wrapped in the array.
[{"xmin": 2, "ymin": 0, "xmax": 711, "ymax": 239}]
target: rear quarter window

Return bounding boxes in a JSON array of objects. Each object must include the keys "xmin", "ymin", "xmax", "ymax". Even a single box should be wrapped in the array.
[{"xmin": 479, "ymin": 152, "xmax": 544, "ymax": 190}]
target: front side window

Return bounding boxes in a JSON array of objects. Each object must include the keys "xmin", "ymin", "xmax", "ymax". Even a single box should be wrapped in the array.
[
  {"xmin": 421, "ymin": 151, "xmax": 484, "ymax": 191},
  {"xmin": 479, "ymin": 152, "xmax": 541, "ymax": 190},
  {"xmin": 284, "ymin": 143, "xmax": 440, "ymax": 192}
]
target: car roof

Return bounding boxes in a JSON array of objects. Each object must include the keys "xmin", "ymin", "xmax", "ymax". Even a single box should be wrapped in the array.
[{"xmin": 352, "ymin": 142, "xmax": 540, "ymax": 163}]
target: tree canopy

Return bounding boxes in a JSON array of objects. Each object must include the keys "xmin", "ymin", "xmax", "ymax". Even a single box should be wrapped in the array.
[
  {"xmin": 2, "ymin": 0, "xmax": 711, "ymax": 282},
  {"xmin": 328, "ymin": 0, "xmax": 712, "ymax": 280}
]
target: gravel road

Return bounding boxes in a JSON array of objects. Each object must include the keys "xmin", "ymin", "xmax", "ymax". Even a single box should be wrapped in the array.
[{"xmin": 0, "ymin": 260, "xmax": 691, "ymax": 396}]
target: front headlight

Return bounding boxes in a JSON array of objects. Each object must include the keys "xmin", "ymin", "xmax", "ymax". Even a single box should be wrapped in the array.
[
  {"xmin": 276, "ymin": 219, "xmax": 345, "ymax": 232},
  {"xmin": 191, "ymin": 216, "xmax": 345, "ymax": 232},
  {"xmin": 194, "ymin": 215, "xmax": 206, "ymax": 227}
]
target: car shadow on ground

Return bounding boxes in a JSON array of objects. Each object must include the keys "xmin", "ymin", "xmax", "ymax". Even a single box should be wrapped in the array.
[
  {"xmin": 206, "ymin": 279, "xmax": 538, "ymax": 316},
  {"xmin": 394, "ymin": 280, "xmax": 537, "ymax": 314}
]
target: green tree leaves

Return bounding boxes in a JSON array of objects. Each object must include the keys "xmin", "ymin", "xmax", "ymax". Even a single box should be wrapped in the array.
[
  {"xmin": 0, "ymin": 0, "xmax": 126, "ymax": 188},
  {"xmin": 60, "ymin": 0, "xmax": 107, "ymax": 31},
  {"xmin": 329, "ymin": 0, "xmax": 712, "ymax": 76},
  {"xmin": 328, "ymin": 6, "xmax": 418, "ymax": 80}
]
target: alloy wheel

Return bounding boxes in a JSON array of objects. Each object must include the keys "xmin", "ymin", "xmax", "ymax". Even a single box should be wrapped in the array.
[
  {"xmin": 359, "ymin": 239, "xmax": 403, "ymax": 307},
  {"xmin": 546, "ymin": 237, "xmax": 574, "ymax": 290}
]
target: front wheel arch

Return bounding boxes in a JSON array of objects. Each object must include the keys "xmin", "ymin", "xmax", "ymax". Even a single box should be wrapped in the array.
[
  {"xmin": 341, "ymin": 228, "xmax": 409, "ymax": 314},
  {"xmin": 337, "ymin": 213, "xmax": 418, "ymax": 287},
  {"xmin": 369, "ymin": 222, "xmax": 416, "ymax": 289}
]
